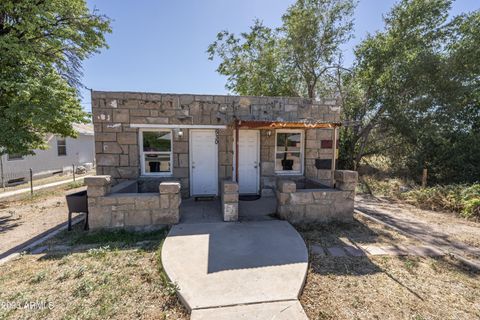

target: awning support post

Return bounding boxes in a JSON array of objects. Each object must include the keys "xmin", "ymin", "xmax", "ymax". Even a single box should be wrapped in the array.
[
  {"xmin": 235, "ymin": 120, "xmax": 239, "ymax": 183},
  {"xmin": 331, "ymin": 126, "xmax": 338, "ymax": 188}
]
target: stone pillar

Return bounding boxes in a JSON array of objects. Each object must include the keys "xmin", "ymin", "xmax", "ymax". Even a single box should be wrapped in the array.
[
  {"xmin": 276, "ymin": 180, "xmax": 297, "ymax": 221},
  {"xmin": 277, "ymin": 180, "xmax": 297, "ymax": 193},
  {"xmin": 159, "ymin": 181, "xmax": 181, "ymax": 224},
  {"xmin": 334, "ymin": 170, "xmax": 358, "ymax": 220},
  {"xmin": 334, "ymin": 170, "xmax": 358, "ymax": 191},
  {"xmin": 84, "ymin": 175, "xmax": 112, "ymax": 229},
  {"xmin": 221, "ymin": 180, "xmax": 239, "ymax": 222}
]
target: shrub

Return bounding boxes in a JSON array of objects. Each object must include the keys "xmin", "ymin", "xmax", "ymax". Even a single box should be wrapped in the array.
[
  {"xmin": 400, "ymin": 184, "xmax": 479, "ymax": 219},
  {"xmin": 359, "ymin": 176, "xmax": 480, "ymax": 220}
]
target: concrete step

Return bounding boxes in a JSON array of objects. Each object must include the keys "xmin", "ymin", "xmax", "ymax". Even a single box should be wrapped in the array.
[{"xmin": 191, "ymin": 300, "xmax": 308, "ymax": 320}]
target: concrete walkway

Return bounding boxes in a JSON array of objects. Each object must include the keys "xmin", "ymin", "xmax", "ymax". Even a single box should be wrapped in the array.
[{"xmin": 162, "ymin": 220, "xmax": 308, "ymax": 319}]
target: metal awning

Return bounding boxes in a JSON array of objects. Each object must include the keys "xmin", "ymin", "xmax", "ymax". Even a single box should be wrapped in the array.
[{"xmin": 232, "ymin": 119, "xmax": 341, "ymax": 129}]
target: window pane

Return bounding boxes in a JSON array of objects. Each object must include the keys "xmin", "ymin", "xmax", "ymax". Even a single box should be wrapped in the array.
[
  {"xmin": 144, "ymin": 154, "xmax": 171, "ymax": 173},
  {"xmin": 58, "ymin": 146, "xmax": 67, "ymax": 156},
  {"xmin": 57, "ymin": 138, "xmax": 66, "ymax": 156},
  {"xmin": 275, "ymin": 152, "xmax": 301, "ymax": 172},
  {"xmin": 7, "ymin": 153, "xmax": 23, "ymax": 161},
  {"xmin": 276, "ymin": 132, "xmax": 301, "ymax": 152},
  {"xmin": 143, "ymin": 131, "xmax": 171, "ymax": 152}
]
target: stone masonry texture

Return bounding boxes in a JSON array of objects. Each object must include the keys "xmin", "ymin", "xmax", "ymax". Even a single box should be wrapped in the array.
[
  {"xmin": 86, "ymin": 178, "xmax": 181, "ymax": 230},
  {"xmin": 276, "ymin": 170, "xmax": 358, "ymax": 224},
  {"xmin": 91, "ymin": 91, "xmax": 341, "ymax": 198}
]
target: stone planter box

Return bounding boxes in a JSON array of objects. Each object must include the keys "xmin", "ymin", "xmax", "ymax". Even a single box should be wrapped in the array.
[
  {"xmin": 276, "ymin": 170, "xmax": 358, "ymax": 224},
  {"xmin": 85, "ymin": 176, "xmax": 181, "ymax": 230}
]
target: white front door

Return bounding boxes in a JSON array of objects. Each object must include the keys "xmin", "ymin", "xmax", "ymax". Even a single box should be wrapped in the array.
[
  {"xmin": 238, "ymin": 130, "xmax": 260, "ymax": 194},
  {"xmin": 190, "ymin": 130, "xmax": 218, "ymax": 196}
]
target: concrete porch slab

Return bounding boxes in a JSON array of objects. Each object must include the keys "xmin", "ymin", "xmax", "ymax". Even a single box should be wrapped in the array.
[
  {"xmin": 162, "ymin": 220, "xmax": 308, "ymax": 311},
  {"xmin": 190, "ymin": 300, "xmax": 308, "ymax": 320},
  {"xmin": 180, "ymin": 198, "xmax": 223, "ymax": 224},
  {"xmin": 239, "ymin": 197, "xmax": 277, "ymax": 221}
]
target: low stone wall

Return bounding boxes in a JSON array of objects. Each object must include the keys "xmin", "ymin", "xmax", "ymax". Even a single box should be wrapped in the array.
[
  {"xmin": 221, "ymin": 180, "xmax": 239, "ymax": 222},
  {"xmin": 276, "ymin": 170, "xmax": 358, "ymax": 224},
  {"xmin": 85, "ymin": 176, "xmax": 181, "ymax": 230}
]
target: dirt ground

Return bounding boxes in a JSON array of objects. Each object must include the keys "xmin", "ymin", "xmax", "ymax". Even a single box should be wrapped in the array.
[
  {"xmin": 0, "ymin": 227, "xmax": 188, "ymax": 320},
  {"xmin": 297, "ymin": 214, "xmax": 421, "ymax": 249},
  {"xmin": 356, "ymin": 195, "xmax": 480, "ymax": 255},
  {"xmin": 297, "ymin": 215, "xmax": 480, "ymax": 320},
  {"xmin": 0, "ymin": 186, "xmax": 82, "ymax": 258}
]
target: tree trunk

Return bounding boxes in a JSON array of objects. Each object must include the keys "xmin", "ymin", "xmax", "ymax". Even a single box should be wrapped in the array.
[{"xmin": 307, "ymin": 84, "xmax": 315, "ymax": 99}]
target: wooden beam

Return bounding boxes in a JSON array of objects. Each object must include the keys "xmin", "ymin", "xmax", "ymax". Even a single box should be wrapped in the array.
[{"xmin": 235, "ymin": 120, "xmax": 341, "ymax": 129}]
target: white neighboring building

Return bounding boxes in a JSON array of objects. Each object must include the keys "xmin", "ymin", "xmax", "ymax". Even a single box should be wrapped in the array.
[{"xmin": 0, "ymin": 123, "xmax": 95, "ymax": 185}]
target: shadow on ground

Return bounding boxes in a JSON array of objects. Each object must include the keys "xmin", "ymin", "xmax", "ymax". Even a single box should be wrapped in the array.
[
  {"xmin": 357, "ymin": 197, "xmax": 480, "ymax": 259},
  {"xmin": 296, "ymin": 217, "xmax": 479, "ymax": 281},
  {"xmin": 0, "ymin": 214, "xmax": 22, "ymax": 235},
  {"xmin": 168, "ymin": 220, "xmax": 307, "ymax": 273}
]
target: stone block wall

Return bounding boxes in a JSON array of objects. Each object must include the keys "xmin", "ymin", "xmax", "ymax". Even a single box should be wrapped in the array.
[
  {"xmin": 92, "ymin": 91, "xmax": 341, "ymax": 197},
  {"xmin": 276, "ymin": 170, "xmax": 358, "ymax": 224},
  {"xmin": 305, "ymin": 129, "xmax": 337, "ymax": 186},
  {"xmin": 259, "ymin": 128, "xmax": 337, "ymax": 190},
  {"xmin": 85, "ymin": 176, "xmax": 181, "ymax": 230},
  {"xmin": 221, "ymin": 180, "xmax": 239, "ymax": 222}
]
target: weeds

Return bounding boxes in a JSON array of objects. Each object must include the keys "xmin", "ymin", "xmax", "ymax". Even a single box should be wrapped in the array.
[
  {"xmin": 401, "ymin": 184, "xmax": 480, "ymax": 219},
  {"xmin": 70, "ymin": 228, "xmax": 167, "ymax": 245},
  {"xmin": 403, "ymin": 258, "xmax": 419, "ymax": 273},
  {"xmin": 87, "ymin": 245, "xmax": 111, "ymax": 258},
  {"xmin": 73, "ymin": 279, "xmax": 95, "ymax": 298},
  {"xmin": 66, "ymin": 181, "xmax": 84, "ymax": 190},
  {"xmin": 156, "ymin": 232, "xmax": 179, "ymax": 296},
  {"xmin": 29, "ymin": 271, "xmax": 47, "ymax": 284},
  {"xmin": 359, "ymin": 176, "xmax": 480, "ymax": 220}
]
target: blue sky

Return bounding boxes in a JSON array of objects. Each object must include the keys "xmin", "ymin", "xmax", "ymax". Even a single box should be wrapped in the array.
[{"xmin": 80, "ymin": 0, "xmax": 478, "ymax": 112}]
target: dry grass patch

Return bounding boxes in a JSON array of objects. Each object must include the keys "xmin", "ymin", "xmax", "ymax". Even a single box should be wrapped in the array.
[
  {"xmin": 297, "ymin": 214, "xmax": 420, "ymax": 248},
  {"xmin": 298, "ymin": 218, "xmax": 480, "ymax": 320},
  {"xmin": 0, "ymin": 228, "xmax": 187, "ymax": 320}
]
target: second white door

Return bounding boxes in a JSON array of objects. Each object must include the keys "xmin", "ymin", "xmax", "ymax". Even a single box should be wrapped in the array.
[{"xmin": 238, "ymin": 130, "xmax": 260, "ymax": 194}]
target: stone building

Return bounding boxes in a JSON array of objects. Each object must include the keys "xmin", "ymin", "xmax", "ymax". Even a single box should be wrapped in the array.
[{"xmin": 91, "ymin": 91, "xmax": 342, "ymax": 199}]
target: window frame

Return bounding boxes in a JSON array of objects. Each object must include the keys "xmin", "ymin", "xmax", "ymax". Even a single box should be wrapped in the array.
[
  {"xmin": 139, "ymin": 129, "xmax": 173, "ymax": 176},
  {"xmin": 7, "ymin": 153, "xmax": 24, "ymax": 161},
  {"xmin": 57, "ymin": 137, "xmax": 67, "ymax": 157},
  {"xmin": 274, "ymin": 129, "xmax": 304, "ymax": 175}
]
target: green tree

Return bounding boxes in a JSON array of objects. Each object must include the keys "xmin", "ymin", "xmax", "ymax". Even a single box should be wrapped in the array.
[
  {"xmin": 339, "ymin": 0, "xmax": 479, "ymax": 183},
  {"xmin": 0, "ymin": 0, "xmax": 111, "ymax": 155},
  {"xmin": 208, "ymin": 0, "xmax": 356, "ymax": 98}
]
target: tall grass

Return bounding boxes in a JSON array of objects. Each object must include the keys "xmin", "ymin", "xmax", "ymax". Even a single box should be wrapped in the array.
[
  {"xmin": 359, "ymin": 176, "xmax": 480, "ymax": 220},
  {"xmin": 400, "ymin": 184, "xmax": 480, "ymax": 219}
]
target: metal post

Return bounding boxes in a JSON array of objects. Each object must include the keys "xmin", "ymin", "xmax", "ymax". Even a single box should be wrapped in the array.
[
  {"xmin": 73, "ymin": 164, "xmax": 76, "ymax": 182},
  {"xmin": 330, "ymin": 126, "xmax": 338, "ymax": 188},
  {"xmin": 235, "ymin": 120, "xmax": 239, "ymax": 183},
  {"xmin": 29, "ymin": 168, "xmax": 33, "ymax": 195},
  {"xmin": 0, "ymin": 155, "xmax": 5, "ymax": 191},
  {"xmin": 422, "ymin": 168, "xmax": 428, "ymax": 188}
]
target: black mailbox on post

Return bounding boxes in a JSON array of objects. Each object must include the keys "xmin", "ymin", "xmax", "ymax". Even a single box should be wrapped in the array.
[{"xmin": 65, "ymin": 188, "xmax": 88, "ymax": 230}]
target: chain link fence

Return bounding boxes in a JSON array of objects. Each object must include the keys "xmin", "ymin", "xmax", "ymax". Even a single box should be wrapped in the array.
[{"xmin": 0, "ymin": 164, "xmax": 91, "ymax": 194}]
